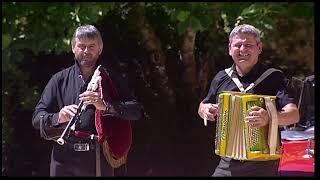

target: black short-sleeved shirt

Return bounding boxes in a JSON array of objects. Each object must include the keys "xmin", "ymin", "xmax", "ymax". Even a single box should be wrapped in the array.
[{"xmin": 203, "ymin": 60, "xmax": 296, "ymax": 110}]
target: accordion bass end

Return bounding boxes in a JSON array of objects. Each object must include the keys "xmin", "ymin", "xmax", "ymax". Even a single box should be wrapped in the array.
[{"xmin": 214, "ymin": 91, "xmax": 281, "ymax": 161}]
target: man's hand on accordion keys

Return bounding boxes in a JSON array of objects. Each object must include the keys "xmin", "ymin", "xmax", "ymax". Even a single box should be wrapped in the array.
[{"xmin": 244, "ymin": 105, "xmax": 270, "ymax": 128}]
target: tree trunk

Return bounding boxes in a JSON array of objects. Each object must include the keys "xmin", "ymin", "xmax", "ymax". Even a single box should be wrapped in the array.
[
  {"xmin": 180, "ymin": 27, "xmax": 198, "ymax": 95},
  {"xmin": 128, "ymin": 3, "xmax": 175, "ymax": 104},
  {"xmin": 198, "ymin": 51, "xmax": 212, "ymax": 99}
]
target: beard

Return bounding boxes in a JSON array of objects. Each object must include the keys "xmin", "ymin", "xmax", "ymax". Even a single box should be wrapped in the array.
[{"xmin": 75, "ymin": 53, "xmax": 99, "ymax": 67}]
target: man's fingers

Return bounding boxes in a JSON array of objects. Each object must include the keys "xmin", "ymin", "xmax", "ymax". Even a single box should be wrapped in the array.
[
  {"xmin": 79, "ymin": 90, "xmax": 99, "ymax": 97},
  {"xmin": 250, "ymin": 105, "xmax": 261, "ymax": 111},
  {"xmin": 249, "ymin": 111, "xmax": 260, "ymax": 116},
  {"xmin": 206, "ymin": 114, "xmax": 215, "ymax": 121},
  {"xmin": 79, "ymin": 92, "xmax": 100, "ymax": 101},
  {"xmin": 244, "ymin": 116, "xmax": 259, "ymax": 123},
  {"xmin": 79, "ymin": 96, "xmax": 95, "ymax": 102},
  {"xmin": 204, "ymin": 109, "xmax": 215, "ymax": 121},
  {"xmin": 59, "ymin": 105, "xmax": 78, "ymax": 123},
  {"xmin": 63, "ymin": 109, "xmax": 76, "ymax": 118},
  {"xmin": 245, "ymin": 116, "xmax": 265, "ymax": 128},
  {"xmin": 212, "ymin": 104, "xmax": 219, "ymax": 108},
  {"xmin": 208, "ymin": 108, "xmax": 217, "ymax": 114},
  {"xmin": 62, "ymin": 105, "xmax": 78, "ymax": 116},
  {"xmin": 69, "ymin": 106, "xmax": 78, "ymax": 114},
  {"xmin": 208, "ymin": 104, "xmax": 218, "ymax": 114}
]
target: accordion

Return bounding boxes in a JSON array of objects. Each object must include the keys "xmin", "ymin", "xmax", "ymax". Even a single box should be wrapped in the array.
[{"xmin": 215, "ymin": 91, "xmax": 281, "ymax": 161}]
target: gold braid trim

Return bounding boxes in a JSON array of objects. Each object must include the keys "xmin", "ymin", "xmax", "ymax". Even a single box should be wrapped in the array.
[{"xmin": 102, "ymin": 140, "xmax": 128, "ymax": 168}]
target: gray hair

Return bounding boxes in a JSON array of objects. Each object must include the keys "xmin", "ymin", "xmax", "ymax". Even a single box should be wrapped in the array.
[
  {"xmin": 229, "ymin": 24, "xmax": 261, "ymax": 43},
  {"xmin": 71, "ymin": 24, "xmax": 103, "ymax": 49}
]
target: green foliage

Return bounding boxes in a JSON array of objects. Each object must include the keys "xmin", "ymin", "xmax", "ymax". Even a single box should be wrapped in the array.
[
  {"xmin": 162, "ymin": 2, "xmax": 215, "ymax": 35},
  {"xmin": 2, "ymin": 2, "xmax": 113, "ymax": 55},
  {"xmin": 2, "ymin": 1, "xmax": 314, "ymax": 132},
  {"xmin": 2, "ymin": 2, "xmax": 314, "ymax": 175},
  {"xmin": 2, "ymin": 1, "xmax": 314, "ymax": 121},
  {"xmin": 2, "ymin": 33, "xmax": 11, "ymax": 49},
  {"xmin": 234, "ymin": 2, "xmax": 312, "ymax": 39},
  {"xmin": 286, "ymin": 2, "xmax": 314, "ymax": 21},
  {"xmin": 2, "ymin": 2, "xmax": 112, "ymax": 112},
  {"xmin": 236, "ymin": 3, "xmax": 284, "ymax": 38},
  {"xmin": 176, "ymin": 11, "xmax": 190, "ymax": 22}
]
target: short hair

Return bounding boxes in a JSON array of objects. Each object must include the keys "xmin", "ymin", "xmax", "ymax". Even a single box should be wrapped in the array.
[
  {"xmin": 71, "ymin": 24, "xmax": 103, "ymax": 49},
  {"xmin": 229, "ymin": 24, "xmax": 261, "ymax": 43}
]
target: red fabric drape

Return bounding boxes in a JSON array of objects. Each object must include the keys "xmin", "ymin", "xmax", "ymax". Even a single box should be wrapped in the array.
[{"xmin": 95, "ymin": 67, "xmax": 132, "ymax": 159}]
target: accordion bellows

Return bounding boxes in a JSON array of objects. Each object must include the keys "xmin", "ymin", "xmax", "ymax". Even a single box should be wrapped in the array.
[{"xmin": 215, "ymin": 91, "xmax": 281, "ymax": 161}]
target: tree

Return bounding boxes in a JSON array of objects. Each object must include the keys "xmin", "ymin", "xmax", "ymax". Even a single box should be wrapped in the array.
[{"xmin": 2, "ymin": 2, "xmax": 314, "ymax": 175}]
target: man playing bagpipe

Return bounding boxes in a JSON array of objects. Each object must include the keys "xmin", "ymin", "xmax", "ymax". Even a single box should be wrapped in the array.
[{"xmin": 32, "ymin": 25, "xmax": 142, "ymax": 176}]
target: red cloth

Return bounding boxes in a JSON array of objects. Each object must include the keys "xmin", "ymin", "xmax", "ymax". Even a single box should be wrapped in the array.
[
  {"xmin": 95, "ymin": 67, "xmax": 132, "ymax": 159},
  {"xmin": 278, "ymin": 140, "xmax": 314, "ymax": 175}
]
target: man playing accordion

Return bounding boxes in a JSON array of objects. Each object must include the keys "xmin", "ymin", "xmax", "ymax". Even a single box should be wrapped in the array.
[{"xmin": 198, "ymin": 24, "xmax": 299, "ymax": 176}]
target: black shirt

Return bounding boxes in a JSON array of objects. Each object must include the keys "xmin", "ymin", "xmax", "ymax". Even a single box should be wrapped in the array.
[
  {"xmin": 203, "ymin": 60, "xmax": 296, "ymax": 110},
  {"xmin": 205, "ymin": 61, "xmax": 297, "ymax": 176},
  {"xmin": 32, "ymin": 59, "xmax": 141, "ymax": 135}
]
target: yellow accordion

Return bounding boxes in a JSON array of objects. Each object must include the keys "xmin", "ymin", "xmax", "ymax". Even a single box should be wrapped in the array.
[{"xmin": 215, "ymin": 91, "xmax": 281, "ymax": 161}]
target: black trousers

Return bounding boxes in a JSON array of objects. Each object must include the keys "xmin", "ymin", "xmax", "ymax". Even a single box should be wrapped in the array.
[
  {"xmin": 50, "ymin": 140, "xmax": 114, "ymax": 176},
  {"xmin": 212, "ymin": 157, "xmax": 280, "ymax": 177}
]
